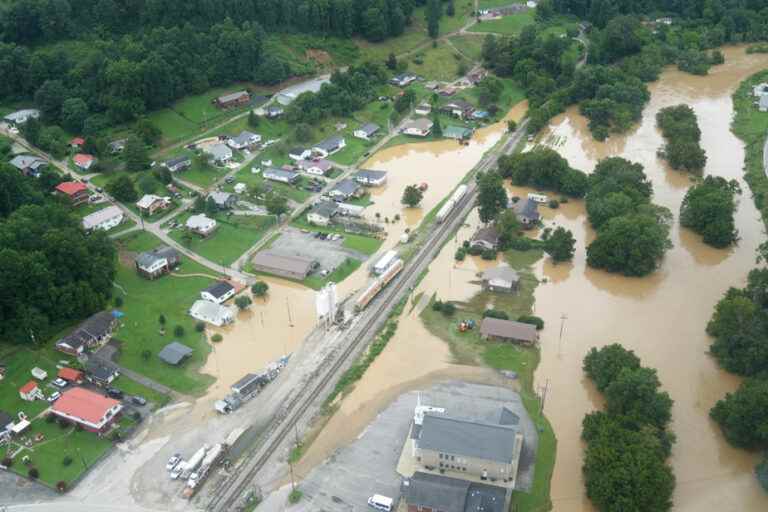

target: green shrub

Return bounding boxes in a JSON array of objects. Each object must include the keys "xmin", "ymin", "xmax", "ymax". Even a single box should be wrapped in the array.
[
  {"xmin": 211, "ymin": 333, "xmax": 223, "ymax": 343},
  {"xmin": 481, "ymin": 249, "xmax": 497, "ymax": 260},
  {"xmin": 195, "ymin": 321, "xmax": 206, "ymax": 332},
  {"xmin": 455, "ymin": 248, "xmax": 466, "ymax": 261},
  {"xmin": 483, "ymin": 309, "xmax": 509, "ymax": 320},
  {"xmin": 173, "ymin": 325, "xmax": 185, "ymax": 337},
  {"xmin": 518, "ymin": 314, "xmax": 545, "ymax": 330},
  {"xmin": 28, "ymin": 468, "xmax": 39, "ymax": 479},
  {"xmin": 62, "ymin": 456, "xmax": 73, "ymax": 467},
  {"xmin": 441, "ymin": 302, "xmax": 456, "ymax": 316}
]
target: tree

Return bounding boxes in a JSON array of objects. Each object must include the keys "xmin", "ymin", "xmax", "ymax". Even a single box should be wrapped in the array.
[
  {"xmin": 496, "ymin": 209, "xmax": 521, "ymax": 249},
  {"xmin": 583, "ymin": 344, "xmax": 641, "ymax": 392},
  {"xmin": 394, "ymin": 89, "xmax": 416, "ymax": 113},
  {"xmin": 294, "ymin": 123, "xmax": 313, "ymax": 142},
  {"xmin": 446, "ymin": 0, "xmax": 455, "ymax": 17},
  {"xmin": 265, "ymin": 193, "xmax": 289, "ymax": 216},
  {"xmin": 710, "ymin": 378, "xmax": 768, "ymax": 450},
  {"xmin": 431, "ymin": 112, "xmax": 442, "ymax": 137},
  {"xmin": 386, "ymin": 52, "xmax": 397, "ymax": 70},
  {"xmin": 173, "ymin": 325, "xmax": 185, "ymax": 337},
  {"xmin": 205, "ymin": 197, "xmax": 218, "ymax": 218},
  {"xmin": 134, "ymin": 118, "xmax": 161, "ymax": 146},
  {"xmin": 498, "ymin": 149, "xmax": 588, "ymax": 198},
  {"xmin": 138, "ymin": 175, "xmax": 157, "ymax": 195},
  {"xmin": 34, "ymin": 79, "xmax": 67, "ymax": 122},
  {"xmin": 680, "ymin": 176, "xmax": 739, "ymax": 248},
  {"xmin": 251, "ymin": 281, "xmax": 269, "ymax": 297},
  {"xmin": 61, "ymin": 98, "xmax": 89, "ymax": 133},
  {"xmin": 544, "ymin": 227, "xmax": 576, "ymax": 262},
  {"xmin": 158, "ymin": 314, "xmax": 166, "ymax": 326},
  {"xmin": 707, "ymin": 293, "xmax": 767, "ymax": 376},
  {"xmin": 194, "ymin": 153, "xmax": 212, "ymax": 172},
  {"xmin": 248, "ymin": 110, "xmax": 260, "ymax": 128},
  {"xmin": 106, "ymin": 175, "xmax": 138, "ymax": 202},
  {"xmin": 476, "ymin": 171, "xmax": 507, "ymax": 223},
  {"xmin": 507, "ymin": 120, "xmax": 517, "ymax": 132},
  {"xmin": 587, "ymin": 212, "xmax": 671, "ymax": 276},
  {"xmin": 123, "ymin": 135, "xmax": 149, "ymax": 171},
  {"xmin": 604, "ymin": 367, "xmax": 673, "ymax": 429},
  {"xmin": 401, "ymin": 185, "xmax": 424, "ymax": 207},
  {"xmin": 427, "ymin": 0, "xmax": 441, "ymax": 39},
  {"xmin": 235, "ymin": 295, "xmax": 253, "ymax": 310},
  {"xmin": 481, "ymin": 34, "xmax": 498, "ymax": 64}
]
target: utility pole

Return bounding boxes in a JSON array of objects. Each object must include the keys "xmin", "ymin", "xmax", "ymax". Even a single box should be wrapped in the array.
[
  {"xmin": 558, "ymin": 313, "xmax": 568, "ymax": 355},
  {"xmin": 286, "ymin": 298, "xmax": 294, "ymax": 327},
  {"xmin": 538, "ymin": 378, "xmax": 550, "ymax": 416}
]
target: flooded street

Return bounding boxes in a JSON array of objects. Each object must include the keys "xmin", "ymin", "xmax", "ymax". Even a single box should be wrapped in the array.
[{"xmin": 532, "ymin": 46, "xmax": 768, "ymax": 511}]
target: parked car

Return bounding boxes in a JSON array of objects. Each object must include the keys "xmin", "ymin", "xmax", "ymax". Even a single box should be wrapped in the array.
[
  {"xmin": 47, "ymin": 391, "xmax": 61, "ymax": 403},
  {"xmin": 96, "ymin": 187, "xmax": 104, "ymax": 193},
  {"xmin": 52, "ymin": 378, "xmax": 68, "ymax": 388},
  {"xmin": 225, "ymin": 176, "xmax": 235, "ymax": 184},
  {"xmin": 132, "ymin": 395, "xmax": 147, "ymax": 406},
  {"xmin": 106, "ymin": 387, "xmax": 124, "ymax": 399},
  {"xmin": 166, "ymin": 454, "xmax": 181, "ymax": 471}
]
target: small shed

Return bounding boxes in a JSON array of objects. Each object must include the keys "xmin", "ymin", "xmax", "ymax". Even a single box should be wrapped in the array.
[
  {"xmin": 480, "ymin": 317, "xmax": 539, "ymax": 345},
  {"xmin": 481, "ymin": 267, "xmax": 520, "ymax": 293},
  {"xmin": 31, "ymin": 367, "xmax": 48, "ymax": 380},
  {"xmin": 158, "ymin": 342, "xmax": 194, "ymax": 366}
]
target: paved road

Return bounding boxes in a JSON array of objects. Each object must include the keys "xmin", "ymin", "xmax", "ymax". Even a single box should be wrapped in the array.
[{"xmin": 763, "ymin": 134, "xmax": 768, "ymax": 177}]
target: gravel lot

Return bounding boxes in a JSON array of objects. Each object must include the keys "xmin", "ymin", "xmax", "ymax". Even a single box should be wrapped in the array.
[{"xmin": 270, "ymin": 228, "xmax": 367, "ymax": 273}]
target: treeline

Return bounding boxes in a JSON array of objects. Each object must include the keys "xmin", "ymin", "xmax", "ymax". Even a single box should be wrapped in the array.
[
  {"xmin": 586, "ymin": 157, "xmax": 672, "ymax": 276},
  {"xmin": 707, "ymin": 264, "xmax": 768, "ymax": 490},
  {"xmin": 582, "ymin": 344, "xmax": 676, "ymax": 512},
  {"xmin": 680, "ymin": 176, "xmax": 740, "ymax": 248},
  {"xmin": 0, "ymin": 0, "xmax": 418, "ymax": 45},
  {"xmin": 0, "ymin": 164, "xmax": 116, "ymax": 343},
  {"xmin": 498, "ymin": 148, "xmax": 589, "ymax": 198},
  {"xmin": 656, "ymin": 104, "xmax": 707, "ymax": 172},
  {"xmin": 285, "ymin": 63, "xmax": 388, "ymax": 124}
]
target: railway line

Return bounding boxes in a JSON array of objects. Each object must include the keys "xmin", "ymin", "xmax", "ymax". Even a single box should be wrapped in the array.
[{"xmin": 206, "ymin": 120, "xmax": 529, "ymax": 511}]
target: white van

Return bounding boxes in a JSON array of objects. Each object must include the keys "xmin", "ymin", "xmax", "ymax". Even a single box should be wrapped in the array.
[
  {"xmin": 527, "ymin": 192, "xmax": 548, "ymax": 204},
  {"xmin": 367, "ymin": 494, "xmax": 393, "ymax": 511}
]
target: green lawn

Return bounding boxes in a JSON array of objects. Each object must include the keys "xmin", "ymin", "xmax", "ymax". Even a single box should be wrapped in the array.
[
  {"xmin": 409, "ymin": 42, "xmax": 469, "ymax": 82},
  {"xmin": 448, "ymin": 35, "xmax": 486, "ymax": 61},
  {"xmin": 479, "ymin": 0, "xmax": 525, "ymax": 8},
  {"xmin": 221, "ymin": 166, "xmax": 311, "ymax": 203},
  {"xmin": 162, "ymin": 148, "xmax": 226, "ymax": 189},
  {"xmin": 112, "ymin": 231, "xmax": 219, "ymax": 395},
  {"xmin": 419, "ymin": 248, "xmax": 556, "ymax": 511},
  {"xmin": 169, "ymin": 212, "xmax": 276, "ymax": 266},
  {"xmin": 110, "ymin": 376, "xmax": 170, "ymax": 409},
  {"xmin": 469, "ymin": 11, "xmax": 536, "ymax": 35},
  {"xmin": 303, "ymin": 257, "xmax": 363, "ymax": 290}
]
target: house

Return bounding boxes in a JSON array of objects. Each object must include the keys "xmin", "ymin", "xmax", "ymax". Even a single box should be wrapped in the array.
[
  {"xmin": 353, "ymin": 123, "xmax": 380, "ymax": 140},
  {"xmin": 201, "ymin": 281, "xmax": 236, "ymax": 304},
  {"xmin": 307, "ymin": 201, "xmax": 338, "ymax": 226},
  {"xmin": 0, "ymin": 410, "xmax": 13, "ymax": 441},
  {"xmin": 189, "ymin": 300, "xmax": 234, "ymax": 327},
  {"xmin": 467, "ymin": 69, "xmax": 488, "ymax": 85},
  {"xmin": 231, "ymin": 372, "xmax": 268, "ymax": 399},
  {"xmin": 70, "ymin": 137, "xmax": 85, "ymax": 149},
  {"xmin": 234, "ymin": 182, "xmax": 247, "ymax": 194},
  {"xmin": 186, "ymin": 214, "xmax": 217, "ymax": 237},
  {"xmin": 158, "ymin": 342, "xmax": 193, "ymax": 366},
  {"xmin": 759, "ymin": 95, "xmax": 768, "ymax": 113},
  {"xmin": 3, "ymin": 109, "xmax": 40, "ymax": 126},
  {"xmin": 415, "ymin": 102, "xmax": 432, "ymax": 116},
  {"xmin": 135, "ymin": 245, "xmax": 181, "ymax": 279},
  {"xmin": 289, "ymin": 147, "xmax": 312, "ymax": 161},
  {"xmin": 73, "ymin": 153, "xmax": 95, "ymax": 171},
  {"xmin": 51, "ymin": 387, "xmax": 123, "ymax": 433},
  {"xmin": 442, "ymin": 100, "xmax": 475, "ymax": 119},
  {"xmin": 82, "ymin": 205, "xmax": 124, "ymax": 231},
  {"xmin": 481, "ymin": 266, "xmax": 520, "ymax": 294},
  {"xmin": 480, "ymin": 317, "xmax": 539, "ymax": 345},
  {"xmin": 329, "ymin": 178, "xmax": 363, "ymax": 201},
  {"xmin": 108, "ymin": 139, "xmax": 126, "ymax": 154},
  {"xmin": 19, "ymin": 381, "xmax": 42, "ymax": 402},
  {"xmin": 136, "ymin": 194, "xmax": 171, "ymax": 216},
  {"xmin": 265, "ymin": 105, "xmax": 284, "ymax": 118},
  {"xmin": 402, "ymin": 472, "xmax": 506, "ymax": 512},
  {"xmin": 56, "ymin": 181, "xmax": 89, "ymax": 206},
  {"xmin": 215, "ymin": 90, "xmax": 250, "ymax": 109},
  {"xmin": 55, "ymin": 311, "xmax": 118, "ymax": 355},
  {"xmin": 208, "ymin": 191, "xmax": 237, "ymax": 209},
  {"xmin": 85, "ymin": 360, "xmax": 119, "ymax": 386},
  {"xmin": 312, "ymin": 135, "xmax": 346, "ymax": 157},
  {"xmin": 414, "ymin": 412, "xmax": 524, "ymax": 483},
  {"xmin": 297, "ymin": 158, "xmax": 333, "ymax": 176},
  {"xmin": 390, "ymin": 73, "xmax": 418, "ymax": 87},
  {"xmin": 444, "ymin": 125, "xmax": 473, "ymax": 140},
  {"xmin": 337, "ymin": 202, "xmax": 365, "ymax": 217},
  {"xmin": 228, "ymin": 131, "xmax": 261, "ymax": 150},
  {"xmin": 58, "ymin": 368, "xmax": 84, "ymax": 383},
  {"xmin": 31, "ymin": 367, "xmax": 47, "ymax": 380},
  {"xmin": 513, "ymin": 198, "xmax": 541, "ymax": 228},
  {"xmin": 403, "ymin": 118, "xmax": 434, "ymax": 137},
  {"xmin": 753, "ymin": 83, "xmax": 768, "ymax": 97},
  {"xmin": 165, "ymin": 155, "xmax": 192, "ymax": 173},
  {"xmin": 354, "ymin": 169, "xmax": 387, "ymax": 187},
  {"xmin": 204, "ymin": 143, "xmax": 233, "ymax": 164},
  {"xmin": 9, "ymin": 154, "xmax": 47, "ymax": 177},
  {"xmin": 471, "ymin": 110, "xmax": 490, "ymax": 121},
  {"xmin": 251, "ymin": 251, "xmax": 318, "ymax": 280},
  {"xmin": 263, "ymin": 167, "xmax": 299, "ymax": 184},
  {"xmin": 470, "ymin": 226, "xmax": 500, "ymax": 251}
]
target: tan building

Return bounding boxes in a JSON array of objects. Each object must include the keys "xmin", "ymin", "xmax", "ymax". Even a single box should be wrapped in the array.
[{"xmin": 414, "ymin": 414, "xmax": 524, "ymax": 485}]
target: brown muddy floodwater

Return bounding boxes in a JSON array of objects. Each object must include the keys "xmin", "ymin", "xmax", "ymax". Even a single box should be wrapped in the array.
[{"xmin": 531, "ymin": 46, "xmax": 768, "ymax": 511}]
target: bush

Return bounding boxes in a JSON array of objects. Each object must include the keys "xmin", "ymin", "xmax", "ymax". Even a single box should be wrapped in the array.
[
  {"xmin": 483, "ymin": 309, "xmax": 509, "ymax": 320},
  {"xmin": 62, "ymin": 456, "xmax": 73, "ymax": 467},
  {"xmin": 132, "ymin": 411, "xmax": 142, "ymax": 422},
  {"xmin": 432, "ymin": 300, "xmax": 444, "ymax": 312},
  {"xmin": 56, "ymin": 481, "xmax": 67, "ymax": 492},
  {"xmin": 548, "ymin": 199, "xmax": 560, "ymax": 209},
  {"xmin": 211, "ymin": 333, "xmax": 223, "ymax": 343},
  {"xmin": 481, "ymin": 249, "xmax": 497, "ymax": 260},
  {"xmin": 2, "ymin": 457, "xmax": 13, "ymax": 467},
  {"xmin": 441, "ymin": 302, "xmax": 456, "ymax": 316},
  {"xmin": 454, "ymin": 248, "xmax": 466, "ymax": 261},
  {"xmin": 468, "ymin": 245, "xmax": 482, "ymax": 256},
  {"xmin": 113, "ymin": 296, "xmax": 123, "ymax": 307},
  {"xmin": 251, "ymin": 281, "xmax": 269, "ymax": 297},
  {"xmin": 508, "ymin": 237, "xmax": 534, "ymax": 250},
  {"xmin": 28, "ymin": 468, "xmax": 39, "ymax": 479},
  {"xmin": 58, "ymin": 417, "xmax": 70, "ymax": 429},
  {"xmin": 462, "ymin": 240, "xmax": 470, "ymax": 249},
  {"xmin": 195, "ymin": 321, "xmax": 206, "ymax": 332},
  {"xmin": 45, "ymin": 413, "xmax": 56, "ymax": 423},
  {"xmin": 173, "ymin": 325, "xmax": 185, "ymax": 337},
  {"xmin": 141, "ymin": 349, "xmax": 151, "ymax": 361},
  {"xmin": 288, "ymin": 489, "xmax": 303, "ymax": 504},
  {"xmin": 518, "ymin": 315, "xmax": 544, "ymax": 330}
]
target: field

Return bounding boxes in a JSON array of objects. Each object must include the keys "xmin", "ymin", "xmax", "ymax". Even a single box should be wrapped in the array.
[
  {"xmin": 469, "ymin": 11, "xmax": 536, "ymax": 35},
  {"xmin": 448, "ymin": 35, "xmax": 486, "ymax": 61},
  {"xmin": 408, "ymin": 42, "xmax": 469, "ymax": 82},
  {"xmin": 169, "ymin": 211, "xmax": 276, "ymax": 266},
  {"xmin": 479, "ymin": 0, "xmax": 525, "ymax": 7},
  {"xmin": 112, "ymin": 231, "xmax": 219, "ymax": 394}
]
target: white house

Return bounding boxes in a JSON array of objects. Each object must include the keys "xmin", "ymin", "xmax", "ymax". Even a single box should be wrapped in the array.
[
  {"xmin": 189, "ymin": 300, "xmax": 234, "ymax": 327},
  {"xmin": 403, "ymin": 118, "xmax": 433, "ymax": 137},
  {"xmin": 204, "ymin": 143, "xmax": 233, "ymax": 164},
  {"xmin": 297, "ymin": 159, "xmax": 333, "ymax": 176},
  {"xmin": 414, "ymin": 102, "xmax": 432, "ymax": 116},
  {"xmin": 200, "ymin": 281, "xmax": 236, "ymax": 304},
  {"xmin": 288, "ymin": 147, "xmax": 312, "ymax": 161},
  {"xmin": 263, "ymin": 167, "xmax": 300, "ymax": 184},
  {"xmin": 307, "ymin": 201, "xmax": 338, "ymax": 227},
  {"xmin": 234, "ymin": 182, "xmax": 247, "ymax": 194},
  {"xmin": 3, "ymin": 109, "xmax": 40, "ymax": 127},
  {"xmin": 186, "ymin": 214, "xmax": 217, "ymax": 236},
  {"xmin": 354, "ymin": 169, "xmax": 387, "ymax": 186},
  {"xmin": 353, "ymin": 123, "xmax": 380, "ymax": 140},
  {"xmin": 82, "ymin": 206, "xmax": 124, "ymax": 231},
  {"xmin": 227, "ymin": 131, "xmax": 261, "ymax": 150},
  {"xmin": 136, "ymin": 194, "xmax": 171, "ymax": 215},
  {"xmin": 312, "ymin": 135, "xmax": 346, "ymax": 158}
]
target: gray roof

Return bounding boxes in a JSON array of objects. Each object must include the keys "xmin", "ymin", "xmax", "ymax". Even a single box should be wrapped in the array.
[
  {"xmin": 354, "ymin": 169, "xmax": 387, "ymax": 182},
  {"xmin": 231, "ymin": 131, "xmax": 258, "ymax": 146},
  {"xmin": 418, "ymin": 413, "xmax": 519, "ymax": 464},
  {"xmin": 445, "ymin": 99, "xmax": 474, "ymax": 110},
  {"xmin": 403, "ymin": 472, "xmax": 470, "ymax": 512},
  {"xmin": 331, "ymin": 178, "xmax": 361, "ymax": 197},
  {"xmin": 0, "ymin": 410, "xmax": 14, "ymax": 429},
  {"xmin": 86, "ymin": 360, "xmax": 117, "ymax": 381},
  {"xmin": 135, "ymin": 245, "xmax": 179, "ymax": 268},
  {"xmin": 471, "ymin": 226, "xmax": 499, "ymax": 246},
  {"xmin": 514, "ymin": 198, "xmax": 540, "ymax": 220},
  {"xmin": 404, "ymin": 118, "xmax": 434, "ymax": 132},
  {"xmin": 231, "ymin": 372, "xmax": 268, "ymax": 395},
  {"xmin": 357, "ymin": 123, "xmax": 380, "ymax": 136},
  {"xmin": 205, "ymin": 143, "xmax": 232, "ymax": 160},
  {"xmin": 9, "ymin": 154, "xmax": 46, "ymax": 171},
  {"xmin": 218, "ymin": 90, "xmax": 249, "ymax": 103},
  {"xmin": 479, "ymin": 317, "xmax": 537, "ymax": 343},
  {"xmin": 203, "ymin": 281, "xmax": 235, "ymax": 300},
  {"xmin": 264, "ymin": 167, "xmax": 299, "ymax": 181},
  {"xmin": 314, "ymin": 135, "xmax": 345, "ymax": 152},
  {"xmin": 312, "ymin": 201, "xmax": 338, "ymax": 219},
  {"xmin": 252, "ymin": 251, "xmax": 317, "ymax": 275},
  {"xmin": 166, "ymin": 155, "xmax": 191, "ymax": 168},
  {"xmin": 289, "ymin": 147, "xmax": 308, "ymax": 156},
  {"xmin": 266, "ymin": 105, "xmax": 283, "ymax": 114},
  {"xmin": 158, "ymin": 342, "xmax": 193, "ymax": 365},
  {"xmin": 208, "ymin": 191, "xmax": 235, "ymax": 206},
  {"xmin": 82, "ymin": 206, "xmax": 122, "ymax": 230},
  {"xmin": 482, "ymin": 266, "xmax": 519, "ymax": 284},
  {"xmin": 298, "ymin": 159, "xmax": 332, "ymax": 172}
]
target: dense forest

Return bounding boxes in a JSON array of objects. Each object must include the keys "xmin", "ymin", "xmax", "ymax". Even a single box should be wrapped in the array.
[
  {"xmin": 0, "ymin": 164, "xmax": 116, "ymax": 343},
  {"xmin": 656, "ymin": 104, "xmax": 707, "ymax": 172}
]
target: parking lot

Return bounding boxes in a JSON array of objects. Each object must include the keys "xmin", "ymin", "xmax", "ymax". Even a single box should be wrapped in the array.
[{"xmin": 269, "ymin": 228, "xmax": 368, "ymax": 274}]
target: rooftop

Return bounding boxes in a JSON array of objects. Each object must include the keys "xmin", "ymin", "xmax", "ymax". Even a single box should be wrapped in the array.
[
  {"xmin": 481, "ymin": 266, "xmax": 519, "ymax": 284},
  {"xmin": 264, "ymin": 167, "xmax": 299, "ymax": 180},
  {"xmin": 332, "ymin": 178, "xmax": 361, "ymax": 196},
  {"xmin": 203, "ymin": 280, "xmax": 235, "ymax": 299},
  {"xmin": 357, "ymin": 123, "xmax": 380, "ymax": 135},
  {"xmin": 479, "ymin": 317, "xmax": 537, "ymax": 343},
  {"xmin": 56, "ymin": 181, "xmax": 87, "ymax": 196},
  {"xmin": 404, "ymin": 118, "xmax": 434, "ymax": 131},
  {"xmin": 136, "ymin": 194, "xmax": 166, "ymax": 209},
  {"xmin": 418, "ymin": 413, "xmax": 519, "ymax": 464},
  {"xmin": 158, "ymin": 341, "xmax": 193, "ymax": 365},
  {"xmin": 53, "ymin": 387, "xmax": 120, "ymax": 424},
  {"xmin": 82, "ymin": 206, "xmax": 122, "ymax": 229},
  {"xmin": 186, "ymin": 214, "xmax": 215, "ymax": 229},
  {"xmin": 218, "ymin": 90, "xmax": 249, "ymax": 103},
  {"xmin": 354, "ymin": 169, "xmax": 387, "ymax": 181},
  {"xmin": 252, "ymin": 251, "xmax": 316, "ymax": 275}
]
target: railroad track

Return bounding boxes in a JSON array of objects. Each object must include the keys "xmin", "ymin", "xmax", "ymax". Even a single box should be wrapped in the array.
[{"xmin": 207, "ymin": 121, "xmax": 528, "ymax": 511}]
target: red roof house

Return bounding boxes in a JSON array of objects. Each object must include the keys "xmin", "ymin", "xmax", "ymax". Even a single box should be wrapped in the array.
[
  {"xmin": 19, "ymin": 380, "xmax": 42, "ymax": 401},
  {"xmin": 55, "ymin": 181, "xmax": 89, "ymax": 206},
  {"xmin": 70, "ymin": 137, "xmax": 85, "ymax": 148},
  {"xmin": 73, "ymin": 153, "xmax": 95, "ymax": 170},
  {"xmin": 58, "ymin": 367, "xmax": 84, "ymax": 382},
  {"xmin": 51, "ymin": 387, "xmax": 123, "ymax": 433}
]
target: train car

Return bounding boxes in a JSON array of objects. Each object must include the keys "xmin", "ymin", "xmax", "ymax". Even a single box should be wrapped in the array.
[
  {"xmin": 435, "ymin": 199, "xmax": 456, "ymax": 223},
  {"xmin": 450, "ymin": 184, "xmax": 468, "ymax": 204},
  {"xmin": 379, "ymin": 259, "xmax": 403, "ymax": 287},
  {"xmin": 356, "ymin": 280, "xmax": 383, "ymax": 311}
]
